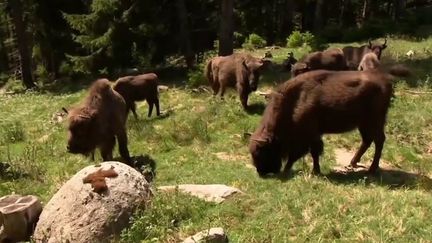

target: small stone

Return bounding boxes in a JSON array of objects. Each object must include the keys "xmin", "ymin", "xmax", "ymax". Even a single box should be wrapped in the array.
[{"xmin": 183, "ymin": 227, "xmax": 228, "ymax": 243}]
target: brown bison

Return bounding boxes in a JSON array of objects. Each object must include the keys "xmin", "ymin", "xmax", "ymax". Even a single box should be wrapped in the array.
[
  {"xmin": 291, "ymin": 48, "xmax": 348, "ymax": 77},
  {"xmin": 358, "ymin": 52, "xmax": 380, "ymax": 71},
  {"xmin": 205, "ymin": 53, "xmax": 265, "ymax": 109},
  {"xmin": 113, "ymin": 73, "xmax": 160, "ymax": 119},
  {"xmin": 64, "ymin": 79, "xmax": 131, "ymax": 165},
  {"xmin": 249, "ymin": 67, "xmax": 409, "ymax": 177},
  {"xmin": 343, "ymin": 38, "xmax": 387, "ymax": 70}
]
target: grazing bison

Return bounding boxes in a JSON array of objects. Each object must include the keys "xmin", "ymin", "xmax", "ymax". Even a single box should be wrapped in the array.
[
  {"xmin": 113, "ymin": 73, "xmax": 160, "ymax": 119},
  {"xmin": 291, "ymin": 48, "xmax": 348, "ymax": 77},
  {"xmin": 282, "ymin": 52, "xmax": 297, "ymax": 72},
  {"xmin": 64, "ymin": 79, "xmax": 131, "ymax": 165},
  {"xmin": 358, "ymin": 52, "xmax": 380, "ymax": 71},
  {"xmin": 205, "ymin": 53, "xmax": 265, "ymax": 109},
  {"xmin": 249, "ymin": 67, "xmax": 409, "ymax": 177},
  {"xmin": 343, "ymin": 38, "xmax": 387, "ymax": 70}
]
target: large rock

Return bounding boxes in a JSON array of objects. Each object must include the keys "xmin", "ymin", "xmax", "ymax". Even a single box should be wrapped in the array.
[
  {"xmin": 33, "ymin": 162, "xmax": 152, "ymax": 243},
  {"xmin": 158, "ymin": 184, "xmax": 242, "ymax": 203}
]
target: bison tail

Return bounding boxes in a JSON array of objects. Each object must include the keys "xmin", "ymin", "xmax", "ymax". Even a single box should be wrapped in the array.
[
  {"xmin": 205, "ymin": 59, "xmax": 213, "ymax": 85},
  {"xmin": 388, "ymin": 64, "xmax": 411, "ymax": 78}
]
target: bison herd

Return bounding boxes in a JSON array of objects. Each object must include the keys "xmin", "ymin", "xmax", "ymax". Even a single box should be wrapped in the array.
[{"xmin": 63, "ymin": 38, "xmax": 410, "ymax": 178}]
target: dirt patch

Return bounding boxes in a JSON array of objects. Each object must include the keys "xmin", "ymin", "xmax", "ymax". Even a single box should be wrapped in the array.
[{"xmin": 333, "ymin": 148, "xmax": 395, "ymax": 173}]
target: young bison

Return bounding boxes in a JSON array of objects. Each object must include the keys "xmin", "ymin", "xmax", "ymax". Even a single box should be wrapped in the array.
[
  {"xmin": 205, "ymin": 53, "xmax": 265, "ymax": 109},
  {"xmin": 291, "ymin": 48, "xmax": 348, "ymax": 77},
  {"xmin": 65, "ymin": 79, "xmax": 131, "ymax": 165},
  {"xmin": 343, "ymin": 38, "xmax": 387, "ymax": 70},
  {"xmin": 358, "ymin": 52, "xmax": 380, "ymax": 71},
  {"xmin": 249, "ymin": 68, "xmax": 409, "ymax": 177},
  {"xmin": 113, "ymin": 73, "xmax": 160, "ymax": 119}
]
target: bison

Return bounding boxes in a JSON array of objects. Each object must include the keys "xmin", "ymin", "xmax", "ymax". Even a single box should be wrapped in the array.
[
  {"xmin": 249, "ymin": 67, "xmax": 409, "ymax": 177},
  {"xmin": 282, "ymin": 52, "xmax": 297, "ymax": 72},
  {"xmin": 205, "ymin": 53, "xmax": 265, "ymax": 109},
  {"xmin": 291, "ymin": 48, "xmax": 348, "ymax": 77},
  {"xmin": 358, "ymin": 52, "xmax": 380, "ymax": 71},
  {"xmin": 343, "ymin": 38, "xmax": 387, "ymax": 70},
  {"xmin": 64, "ymin": 79, "xmax": 131, "ymax": 165},
  {"xmin": 113, "ymin": 73, "xmax": 160, "ymax": 119}
]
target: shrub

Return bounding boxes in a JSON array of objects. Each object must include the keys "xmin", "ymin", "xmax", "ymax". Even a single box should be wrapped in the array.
[
  {"xmin": 187, "ymin": 65, "xmax": 206, "ymax": 88},
  {"xmin": 286, "ymin": 31, "xmax": 327, "ymax": 50},
  {"xmin": 242, "ymin": 33, "xmax": 267, "ymax": 50},
  {"xmin": 286, "ymin": 31, "xmax": 304, "ymax": 48}
]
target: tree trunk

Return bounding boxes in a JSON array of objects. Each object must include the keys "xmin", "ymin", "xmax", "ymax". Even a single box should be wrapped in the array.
[
  {"xmin": 314, "ymin": 0, "xmax": 325, "ymax": 32},
  {"xmin": 7, "ymin": 0, "xmax": 35, "ymax": 89},
  {"xmin": 219, "ymin": 0, "xmax": 233, "ymax": 56},
  {"xmin": 361, "ymin": 0, "xmax": 370, "ymax": 24},
  {"xmin": 176, "ymin": 0, "xmax": 194, "ymax": 68},
  {"xmin": 280, "ymin": 0, "xmax": 294, "ymax": 40},
  {"xmin": 393, "ymin": 0, "xmax": 406, "ymax": 20}
]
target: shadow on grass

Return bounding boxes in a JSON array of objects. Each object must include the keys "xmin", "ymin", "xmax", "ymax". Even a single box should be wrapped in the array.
[
  {"xmin": 246, "ymin": 102, "xmax": 266, "ymax": 115},
  {"xmin": 113, "ymin": 154, "xmax": 157, "ymax": 182},
  {"xmin": 326, "ymin": 168, "xmax": 432, "ymax": 191},
  {"xmin": 0, "ymin": 161, "xmax": 29, "ymax": 180},
  {"xmin": 132, "ymin": 155, "xmax": 157, "ymax": 183}
]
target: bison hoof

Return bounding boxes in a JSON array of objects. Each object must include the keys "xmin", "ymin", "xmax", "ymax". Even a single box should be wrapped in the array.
[{"xmin": 312, "ymin": 169, "xmax": 321, "ymax": 175}]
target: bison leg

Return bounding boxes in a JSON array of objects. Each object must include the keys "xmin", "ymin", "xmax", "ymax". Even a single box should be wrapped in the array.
[
  {"xmin": 100, "ymin": 136, "xmax": 115, "ymax": 161},
  {"xmin": 219, "ymin": 85, "xmax": 226, "ymax": 100},
  {"xmin": 369, "ymin": 130, "xmax": 385, "ymax": 173},
  {"xmin": 155, "ymin": 98, "xmax": 160, "ymax": 116},
  {"xmin": 147, "ymin": 99, "xmax": 153, "ymax": 117},
  {"xmin": 211, "ymin": 80, "xmax": 220, "ymax": 96},
  {"xmin": 310, "ymin": 138, "xmax": 324, "ymax": 174},
  {"xmin": 350, "ymin": 126, "xmax": 373, "ymax": 167},
  {"xmin": 117, "ymin": 129, "xmax": 132, "ymax": 165},
  {"xmin": 130, "ymin": 102, "xmax": 138, "ymax": 120},
  {"xmin": 237, "ymin": 85, "xmax": 250, "ymax": 109}
]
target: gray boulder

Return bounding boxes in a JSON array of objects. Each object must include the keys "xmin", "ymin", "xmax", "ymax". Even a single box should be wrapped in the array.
[{"xmin": 33, "ymin": 162, "xmax": 152, "ymax": 243}]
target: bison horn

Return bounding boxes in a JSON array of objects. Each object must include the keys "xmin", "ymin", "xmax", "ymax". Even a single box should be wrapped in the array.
[
  {"xmin": 368, "ymin": 39, "xmax": 373, "ymax": 48},
  {"xmin": 250, "ymin": 136, "xmax": 270, "ymax": 144},
  {"xmin": 78, "ymin": 114, "xmax": 91, "ymax": 119},
  {"xmin": 62, "ymin": 107, "xmax": 69, "ymax": 114},
  {"xmin": 383, "ymin": 37, "xmax": 387, "ymax": 48}
]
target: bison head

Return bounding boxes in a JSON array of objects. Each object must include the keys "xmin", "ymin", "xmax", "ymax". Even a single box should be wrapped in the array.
[
  {"xmin": 368, "ymin": 38, "xmax": 387, "ymax": 59},
  {"xmin": 66, "ymin": 109, "xmax": 98, "ymax": 156},
  {"xmin": 291, "ymin": 62, "xmax": 309, "ymax": 77},
  {"xmin": 242, "ymin": 58, "xmax": 264, "ymax": 91},
  {"xmin": 249, "ymin": 136, "xmax": 282, "ymax": 177}
]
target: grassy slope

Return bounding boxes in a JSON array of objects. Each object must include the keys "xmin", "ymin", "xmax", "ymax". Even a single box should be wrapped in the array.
[{"xmin": 1, "ymin": 38, "xmax": 432, "ymax": 242}]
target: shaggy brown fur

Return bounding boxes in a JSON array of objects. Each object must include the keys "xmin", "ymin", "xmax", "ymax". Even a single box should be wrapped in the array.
[
  {"xmin": 343, "ymin": 39, "xmax": 387, "ymax": 70},
  {"xmin": 65, "ymin": 79, "xmax": 131, "ymax": 165},
  {"xmin": 358, "ymin": 52, "xmax": 380, "ymax": 71},
  {"xmin": 249, "ymin": 68, "xmax": 407, "ymax": 177},
  {"xmin": 205, "ymin": 53, "xmax": 265, "ymax": 109},
  {"xmin": 291, "ymin": 48, "xmax": 348, "ymax": 77},
  {"xmin": 113, "ymin": 73, "xmax": 160, "ymax": 119},
  {"xmin": 82, "ymin": 166, "xmax": 118, "ymax": 193}
]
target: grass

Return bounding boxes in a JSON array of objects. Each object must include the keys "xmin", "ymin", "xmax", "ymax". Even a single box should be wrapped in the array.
[{"xmin": 1, "ymin": 37, "xmax": 432, "ymax": 242}]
